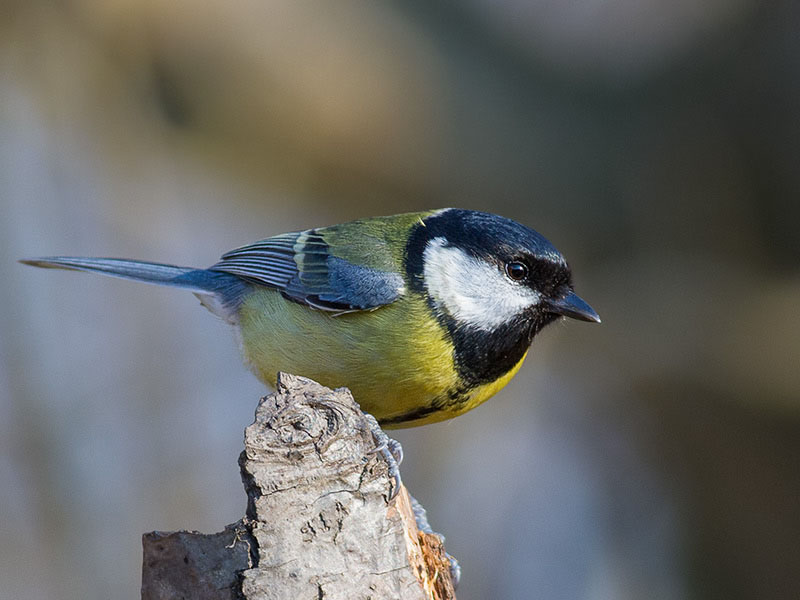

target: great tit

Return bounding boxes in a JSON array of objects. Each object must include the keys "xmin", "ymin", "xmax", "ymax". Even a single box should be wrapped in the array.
[{"xmin": 21, "ymin": 208, "xmax": 599, "ymax": 428}]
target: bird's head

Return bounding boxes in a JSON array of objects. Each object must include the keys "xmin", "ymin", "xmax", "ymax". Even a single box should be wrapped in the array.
[{"xmin": 405, "ymin": 209, "xmax": 599, "ymax": 387}]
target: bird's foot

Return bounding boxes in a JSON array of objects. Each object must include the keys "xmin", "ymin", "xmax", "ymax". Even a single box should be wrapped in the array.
[
  {"xmin": 361, "ymin": 415, "xmax": 459, "ymax": 586},
  {"xmin": 363, "ymin": 413, "xmax": 403, "ymax": 499},
  {"xmin": 409, "ymin": 494, "xmax": 461, "ymax": 588}
]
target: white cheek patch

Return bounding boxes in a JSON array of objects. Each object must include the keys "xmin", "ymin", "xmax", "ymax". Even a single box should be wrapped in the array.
[{"xmin": 423, "ymin": 237, "xmax": 540, "ymax": 331}]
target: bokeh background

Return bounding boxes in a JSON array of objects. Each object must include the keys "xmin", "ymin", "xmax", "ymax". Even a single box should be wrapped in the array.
[{"xmin": 2, "ymin": 1, "xmax": 799, "ymax": 599}]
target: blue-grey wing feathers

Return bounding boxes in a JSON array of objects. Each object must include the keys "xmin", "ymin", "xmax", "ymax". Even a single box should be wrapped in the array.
[
  {"xmin": 211, "ymin": 233, "xmax": 299, "ymax": 289},
  {"xmin": 209, "ymin": 230, "xmax": 403, "ymax": 312},
  {"xmin": 23, "ymin": 228, "xmax": 404, "ymax": 315}
]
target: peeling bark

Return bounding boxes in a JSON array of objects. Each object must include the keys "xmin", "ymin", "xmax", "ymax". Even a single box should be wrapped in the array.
[{"xmin": 141, "ymin": 373, "xmax": 456, "ymax": 600}]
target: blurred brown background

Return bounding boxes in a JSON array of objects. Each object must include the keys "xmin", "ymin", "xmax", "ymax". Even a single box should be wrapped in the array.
[{"xmin": 2, "ymin": 1, "xmax": 799, "ymax": 599}]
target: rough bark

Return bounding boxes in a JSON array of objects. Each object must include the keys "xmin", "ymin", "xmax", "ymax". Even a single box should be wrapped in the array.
[{"xmin": 141, "ymin": 372, "xmax": 456, "ymax": 600}]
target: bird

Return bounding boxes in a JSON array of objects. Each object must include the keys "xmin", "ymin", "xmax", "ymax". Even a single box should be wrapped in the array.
[{"xmin": 21, "ymin": 208, "xmax": 598, "ymax": 429}]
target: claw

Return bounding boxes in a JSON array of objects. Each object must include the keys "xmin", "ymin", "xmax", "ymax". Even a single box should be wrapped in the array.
[
  {"xmin": 367, "ymin": 440, "xmax": 388, "ymax": 454},
  {"xmin": 362, "ymin": 413, "xmax": 403, "ymax": 500},
  {"xmin": 447, "ymin": 555, "xmax": 461, "ymax": 589},
  {"xmin": 386, "ymin": 437, "xmax": 403, "ymax": 465}
]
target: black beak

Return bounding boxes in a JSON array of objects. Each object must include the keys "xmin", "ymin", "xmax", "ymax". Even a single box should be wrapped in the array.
[{"xmin": 546, "ymin": 291, "xmax": 601, "ymax": 323}]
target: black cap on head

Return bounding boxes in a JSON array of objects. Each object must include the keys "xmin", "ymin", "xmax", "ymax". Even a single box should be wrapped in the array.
[{"xmin": 406, "ymin": 208, "xmax": 574, "ymax": 299}]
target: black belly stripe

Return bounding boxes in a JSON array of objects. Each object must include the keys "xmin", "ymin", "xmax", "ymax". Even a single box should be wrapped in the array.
[
  {"xmin": 380, "ymin": 405, "xmax": 441, "ymax": 426},
  {"xmin": 378, "ymin": 386, "xmax": 473, "ymax": 426},
  {"xmin": 447, "ymin": 312, "xmax": 560, "ymax": 387}
]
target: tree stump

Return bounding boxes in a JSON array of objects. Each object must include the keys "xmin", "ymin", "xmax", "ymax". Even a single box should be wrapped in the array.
[{"xmin": 141, "ymin": 373, "xmax": 456, "ymax": 600}]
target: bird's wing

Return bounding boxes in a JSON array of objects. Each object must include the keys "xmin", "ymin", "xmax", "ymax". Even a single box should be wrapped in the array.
[{"xmin": 208, "ymin": 228, "xmax": 406, "ymax": 313}]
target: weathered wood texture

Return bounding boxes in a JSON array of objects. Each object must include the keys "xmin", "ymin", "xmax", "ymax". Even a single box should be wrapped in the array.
[{"xmin": 141, "ymin": 373, "xmax": 456, "ymax": 600}]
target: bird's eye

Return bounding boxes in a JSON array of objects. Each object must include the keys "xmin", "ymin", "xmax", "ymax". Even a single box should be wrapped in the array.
[{"xmin": 505, "ymin": 261, "xmax": 528, "ymax": 281}]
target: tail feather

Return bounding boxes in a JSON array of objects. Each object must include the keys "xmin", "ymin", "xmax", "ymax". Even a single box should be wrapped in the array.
[
  {"xmin": 19, "ymin": 256, "xmax": 247, "ymax": 303},
  {"xmin": 20, "ymin": 256, "xmax": 249, "ymax": 323}
]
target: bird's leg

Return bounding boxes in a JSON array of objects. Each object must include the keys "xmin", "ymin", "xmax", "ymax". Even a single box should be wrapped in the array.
[
  {"xmin": 362, "ymin": 413, "xmax": 403, "ymax": 499},
  {"xmin": 362, "ymin": 414, "xmax": 460, "ymax": 587},
  {"xmin": 409, "ymin": 494, "xmax": 461, "ymax": 589}
]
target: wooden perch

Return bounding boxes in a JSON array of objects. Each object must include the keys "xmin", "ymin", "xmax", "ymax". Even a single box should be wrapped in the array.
[{"xmin": 141, "ymin": 373, "xmax": 456, "ymax": 600}]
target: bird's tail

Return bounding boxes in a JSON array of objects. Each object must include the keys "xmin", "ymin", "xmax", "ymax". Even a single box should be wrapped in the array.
[
  {"xmin": 20, "ymin": 256, "xmax": 219, "ymax": 290},
  {"xmin": 19, "ymin": 257, "xmax": 247, "ymax": 320}
]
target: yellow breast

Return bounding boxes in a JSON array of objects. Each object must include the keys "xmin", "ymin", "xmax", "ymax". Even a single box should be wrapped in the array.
[{"xmin": 236, "ymin": 288, "xmax": 526, "ymax": 427}]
